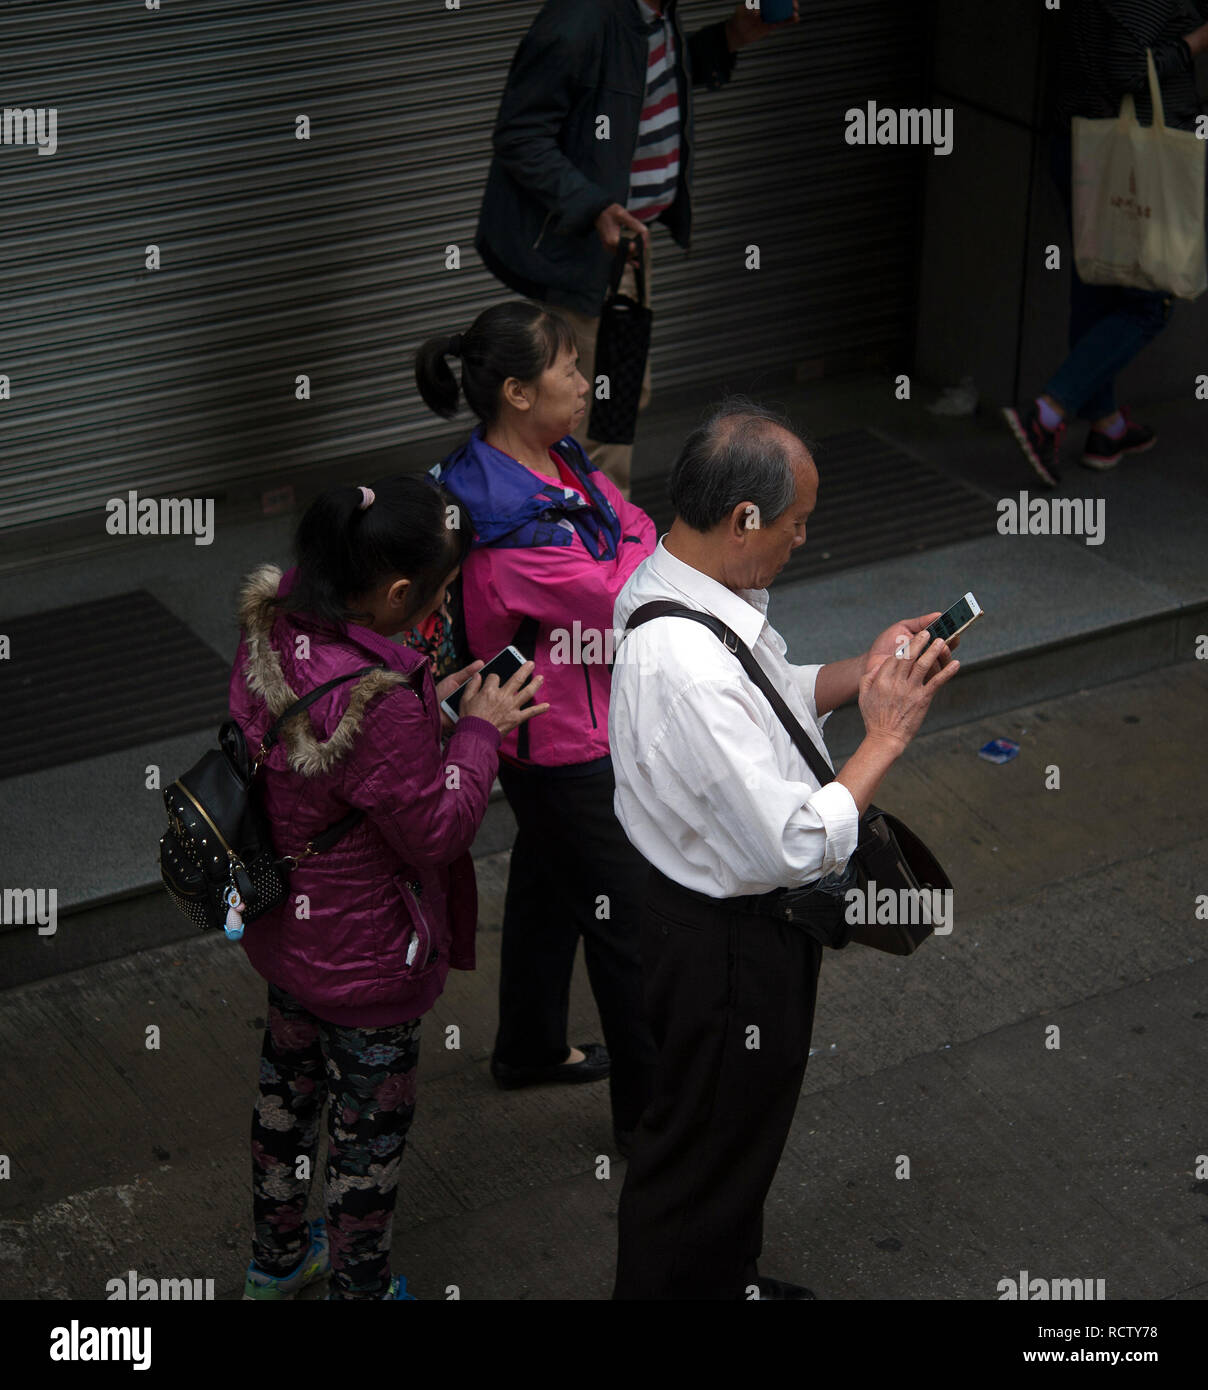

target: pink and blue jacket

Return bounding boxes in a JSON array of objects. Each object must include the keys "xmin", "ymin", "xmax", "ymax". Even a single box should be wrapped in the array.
[{"xmin": 432, "ymin": 429, "xmax": 656, "ymax": 769}]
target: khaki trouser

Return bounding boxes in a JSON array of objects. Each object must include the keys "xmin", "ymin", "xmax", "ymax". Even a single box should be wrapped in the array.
[{"xmin": 555, "ymin": 238, "xmax": 653, "ymax": 499}]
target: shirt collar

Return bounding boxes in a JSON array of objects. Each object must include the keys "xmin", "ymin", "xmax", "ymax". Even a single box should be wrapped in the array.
[
  {"xmin": 635, "ymin": 0, "xmax": 671, "ymax": 30},
  {"xmin": 647, "ymin": 537, "xmax": 768, "ymax": 650}
]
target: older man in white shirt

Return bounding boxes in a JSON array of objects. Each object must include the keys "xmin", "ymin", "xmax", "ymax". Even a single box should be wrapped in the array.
[{"xmin": 608, "ymin": 399, "xmax": 960, "ymax": 1300}]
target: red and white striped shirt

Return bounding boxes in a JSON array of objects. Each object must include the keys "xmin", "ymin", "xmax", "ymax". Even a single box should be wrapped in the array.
[{"xmin": 627, "ymin": 0, "xmax": 681, "ymax": 224}]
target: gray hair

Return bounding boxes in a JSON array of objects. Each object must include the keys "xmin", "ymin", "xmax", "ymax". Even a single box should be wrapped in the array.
[{"xmin": 667, "ymin": 396, "xmax": 812, "ymax": 533}]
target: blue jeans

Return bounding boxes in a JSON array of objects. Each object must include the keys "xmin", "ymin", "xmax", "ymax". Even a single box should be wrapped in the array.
[{"xmin": 1041, "ymin": 132, "xmax": 1174, "ymax": 422}]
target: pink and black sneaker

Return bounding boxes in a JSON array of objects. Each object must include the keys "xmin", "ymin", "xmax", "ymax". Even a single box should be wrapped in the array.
[
  {"xmin": 1081, "ymin": 410, "xmax": 1157, "ymax": 471},
  {"xmin": 1002, "ymin": 402, "xmax": 1065, "ymax": 488}
]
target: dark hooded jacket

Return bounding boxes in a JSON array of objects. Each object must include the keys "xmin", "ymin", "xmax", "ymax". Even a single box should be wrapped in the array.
[{"xmin": 476, "ymin": 0, "xmax": 736, "ymax": 315}]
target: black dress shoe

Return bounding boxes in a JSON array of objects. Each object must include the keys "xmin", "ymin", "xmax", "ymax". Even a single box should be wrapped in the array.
[
  {"xmin": 756, "ymin": 1275, "xmax": 817, "ymax": 1300},
  {"xmin": 490, "ymin": 1042, "xmax": 610, "ymax": 1090}
]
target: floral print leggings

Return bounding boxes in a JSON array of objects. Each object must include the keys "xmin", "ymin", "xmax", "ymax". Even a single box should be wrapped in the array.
[{"xmin": 251, "ymin": 983, "xmax": 422, "ymax": 1300}]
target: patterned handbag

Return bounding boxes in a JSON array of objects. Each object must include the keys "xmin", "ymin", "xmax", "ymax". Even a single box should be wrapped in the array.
[{"xmin": 587, "ymin": 236, "xmax": 653, "ymax": 445}]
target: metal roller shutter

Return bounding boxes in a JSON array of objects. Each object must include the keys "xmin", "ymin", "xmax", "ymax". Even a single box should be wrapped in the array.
[{"xmin": 1, "ymin": 0, "xmax": 926, "ymax": 533}]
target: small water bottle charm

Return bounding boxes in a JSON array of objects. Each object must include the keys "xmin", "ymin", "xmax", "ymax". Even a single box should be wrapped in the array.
[{"xmin": 222, "ymin": 883, "xmax": 246, "ymax": 941}]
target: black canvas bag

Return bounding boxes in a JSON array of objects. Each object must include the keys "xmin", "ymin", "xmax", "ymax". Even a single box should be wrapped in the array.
[
  {"xmin": 160, "ymin": 666, "xmax": 383, "ymax": 932},
  {"xmin": 625, "ymin": 603, "xmax": 954, "ymax": 955},
  {"xmin": 587, "ymin": 236, "xmax": 653, "ymax": 446}
]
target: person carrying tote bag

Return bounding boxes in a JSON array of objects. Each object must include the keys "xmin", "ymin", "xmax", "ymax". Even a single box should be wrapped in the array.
[
  {"xmin": 1001, "ymin": 1, "xmax": 1208, "ymax": 487},
  {"xmin": 1072, "ymin": 46, "xmax": 1207, "ymax": 299},
  {"xmin": 1067, "ymin": 48, "xmax": 1201, "ymax": 296}
]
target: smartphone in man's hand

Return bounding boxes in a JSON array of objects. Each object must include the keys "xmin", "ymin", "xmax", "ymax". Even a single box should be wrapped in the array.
[{"xmin": 924, "ymin": 592, "xmax": 982, "ymax": 647}]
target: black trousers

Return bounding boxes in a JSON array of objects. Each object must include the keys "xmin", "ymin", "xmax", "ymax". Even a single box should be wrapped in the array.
[
  {"xmin": 494, "ymin": 759, "xmax": 658, "ymax": 1132},
  {"xmin": 613, "ymin": 867, "xmax": 824, "ymax": 1300}
]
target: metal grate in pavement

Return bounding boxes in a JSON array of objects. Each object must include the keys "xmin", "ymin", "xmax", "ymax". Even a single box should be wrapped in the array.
[{"xmin": 0, "ymin": 590, "xmax": 230, "ymax": 780}]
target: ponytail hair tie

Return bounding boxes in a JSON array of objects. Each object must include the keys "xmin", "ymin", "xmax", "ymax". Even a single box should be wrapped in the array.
[
  {"xmin": 356, "ymin": 486, "xmax": 375, "ymax": 511},
  {"xmin": 447, "ymin": 332, "xmax": 463, "ymax": 357}
]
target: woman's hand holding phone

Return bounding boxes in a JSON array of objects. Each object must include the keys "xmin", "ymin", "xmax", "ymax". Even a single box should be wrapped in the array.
[{"xmin": 460, "ymin": 660, "xmax": 549, "ymax": 736}]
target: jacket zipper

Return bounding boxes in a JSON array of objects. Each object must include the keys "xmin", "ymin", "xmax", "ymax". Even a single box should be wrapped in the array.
[
  {"xmin": 532, "ymin": 210, "xmax": 553, "ymax": 251},
  {"xmin": 618, "ymin": 25, "xmax": 646, "ymax": 235},
  {"xmin": 583, "ymin": 663, "xmax": 598, "ymax": 730}
]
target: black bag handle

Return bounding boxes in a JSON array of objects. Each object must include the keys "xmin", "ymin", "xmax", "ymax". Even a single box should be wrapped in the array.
[
  {"xmin": 607, "ymin": 235, "xmax": 647, "ymax": 306},
  {"xmin": 510, "ymin": 616, "xmax": 541, "ymax": 762},
  {"xmin": 261, "ymin": 664, "xmax": 386, "ymax": 754},
  {"xmin": 256, "ymin": 663, "xmax": 389, "ymax": 861},
  {"xmin": 305, "ymin": 806, "xmax": 367, "ymax": 855},
  {"xmin": 625, "ymin": 602, "xmax": 836, "ymax": 787}
]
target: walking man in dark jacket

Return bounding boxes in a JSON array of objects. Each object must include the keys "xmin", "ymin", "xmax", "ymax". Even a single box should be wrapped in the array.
[{"xmin": 476, "ymin": 0, "xmax": 798, "ymax": 497}]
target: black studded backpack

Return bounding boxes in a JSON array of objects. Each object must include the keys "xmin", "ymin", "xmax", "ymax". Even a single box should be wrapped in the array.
[{"xmin": 159, "ymin": 666, "xmax": 382, "ymax": 938}]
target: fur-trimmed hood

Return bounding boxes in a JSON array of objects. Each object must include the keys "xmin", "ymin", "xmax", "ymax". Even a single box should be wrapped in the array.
[{"xmin": 235, "ymin": 563, "xmax": 418, "ymax": 778}]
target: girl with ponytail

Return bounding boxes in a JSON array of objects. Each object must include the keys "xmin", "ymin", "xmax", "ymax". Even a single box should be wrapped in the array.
[
  {"xmin": 228, "ymin": 473, "xmax": 547, "ymax": 1301},
  {"xmin": 414, "ymin": 301, "xmax": 659, "ymax": 1158}
]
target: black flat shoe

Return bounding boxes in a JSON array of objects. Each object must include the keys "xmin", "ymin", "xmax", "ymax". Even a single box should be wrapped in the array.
[
  {"xmin": 756, "ymin": 1275, "xmax": 817, "ymax": 1300},
  {"xmin": 490, "ymin": 1042, "xmax": 610, "ymax": 1090}
]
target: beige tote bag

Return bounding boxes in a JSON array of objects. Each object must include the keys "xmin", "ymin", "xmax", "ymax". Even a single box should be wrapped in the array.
[{"xmin": 1072, "ymin": 49, "xmax": 1207, "ymax": 300}]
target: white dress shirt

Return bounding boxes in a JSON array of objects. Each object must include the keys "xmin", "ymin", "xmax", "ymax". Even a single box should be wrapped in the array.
[{"xmin": 610, "ymin": 538, "xmax": 860, "ymax": 898}]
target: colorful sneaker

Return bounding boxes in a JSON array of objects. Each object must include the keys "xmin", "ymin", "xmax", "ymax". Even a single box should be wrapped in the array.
[
  {"xmin": 242, "ymin": 1217, "xmax": 330, "ymax": 1300},
  {"xmin": 1081, "ymin": 410, "xmax": 1157, "ymax": 470},
  {"xmin": 325, "ymin": 1274, "xmax": 417, "ymax": 1301},
  {"xmin": 1002, "ymin": 403, "xmax": 1065, "ymax": 487}
]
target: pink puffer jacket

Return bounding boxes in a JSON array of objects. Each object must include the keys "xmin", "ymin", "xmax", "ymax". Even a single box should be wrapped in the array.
[{"xmin": 227, "ymin": 564, "xmax": 501, "ymax": 1026}]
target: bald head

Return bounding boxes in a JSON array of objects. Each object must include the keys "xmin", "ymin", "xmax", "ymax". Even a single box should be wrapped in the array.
[{"xmin": 669, "ymin": 398, "xmax": 816, "ymax": 534}]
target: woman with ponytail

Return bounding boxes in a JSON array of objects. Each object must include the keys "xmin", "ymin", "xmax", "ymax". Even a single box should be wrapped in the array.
[
  {"xmin": 414, "ymin": 301, "xmax": 659, "ymax": 1158},
  {"xmin": 229, "ymin": 474, "xmax": 547, "ymax": 1301}
]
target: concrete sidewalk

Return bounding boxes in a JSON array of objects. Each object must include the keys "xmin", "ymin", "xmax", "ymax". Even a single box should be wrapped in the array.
[{"xmin": 1, "ymin": 660, "xmax": 1204, "ymax": 1300}]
